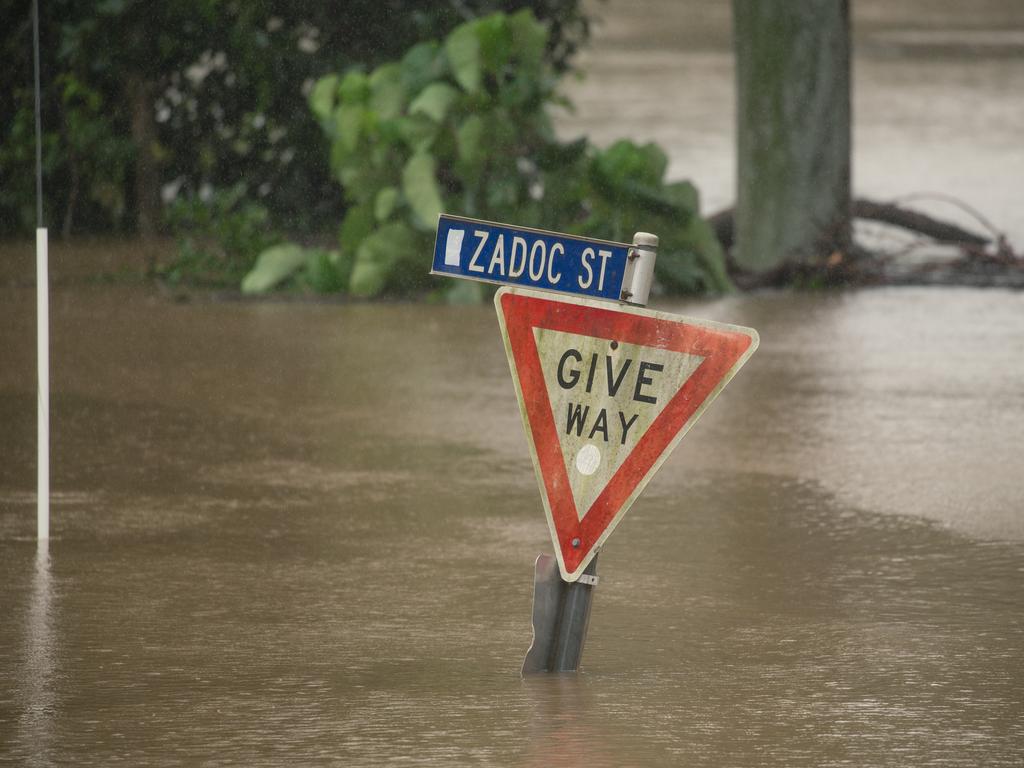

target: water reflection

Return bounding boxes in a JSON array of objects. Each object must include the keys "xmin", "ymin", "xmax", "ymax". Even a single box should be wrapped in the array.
[
  {"xmin": 522, "ymin": 678, "xmax": 615, "ymax": 768},
  {"xmin": 1, "ymin": 279, "xmax": 1024, "ymax": 764},
  {"xmin": 16, "ymin": 541, "xmax": 57, "ymax": 767}
]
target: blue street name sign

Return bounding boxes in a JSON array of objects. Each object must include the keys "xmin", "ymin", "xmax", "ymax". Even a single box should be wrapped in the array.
[{"xmin": 431, "ymin": 214, "xmax": 632, "ymax": 301}]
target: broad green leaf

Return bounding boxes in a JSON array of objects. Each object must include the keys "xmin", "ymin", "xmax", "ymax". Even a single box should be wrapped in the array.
[
  {"xmin": 593, "ymin": 174, "xmax": 691, "ymax": 217},
  {"xmin": 409, "ymin": 82, "xmax": 460, "ymax": 123},
  {"xmin": 536, "ymin": 137, "xmax": 587, "ymax": 170},
  {"xmin": 636, "ymin": 142, "xmax": 669, "ymax": 183},
  {"xmin": 369, "ymin": 63, "xmax": 405, "ymax": 120},
  {"xmin": 338, "ymin": 71, "xmax": 370, "ymax": 104},
  {"xmin": 339, "ymin": 161, "xmax": 390, "ymax": 203},
  {"xmin": 335, "ymin": 104, "xmax": 362, "ymax": 152},
  {"xmin": 374, "ymin": 186, "xmax": 399, "ymax": 221},
  {"xmin": 401, "ymin": 41, "xmax": 446, "ymax": 94},
  {"xmin": 303, "ymin": 249, "xmax": 347, "ymax": 293},
  {"xmin": 328, "ymin": 248, "xmax": 354, "ymax": 290},
  {"xmin": 653, "ymin": 249, "xmax": 704, "ymax": 294},
  {"xmin": 683, "ymin": 217, "xmax": 732, "ymax": 292},
  {"xmin": 482, "ymin": 109, "xmax": 518, "ymax": 152},
  {"xmin": 476, "ymin": 13, "xmax": 513, "ymax": 72},
  {"xmin": 329, "ymin": 138, "xmax": 350, "ymax": 175},
  {"xmin": 402, "ymin": 152, "xmax": 444, "ymax": 227},
  {"xmin": 349, "ymin": 260, "xmax": 388, "ymax": 298},
  {"xmin": 397, "ymin": 114, "xmax": 440, "ymax": 152},
  {"xmin": 309, "ymin": 74, "xmax": 339, "ymax": 121},
  {"xmin": 455, "ymin": 114, "xmax": 484, "ymax": 168},
  {"xmin": 241, "ymin": 244, "xmax": 306, "ymax": 294},
  {"xmin": 594, "ymin": 139, "xmax": 668, "ymax": 189},
  {"xmin": 485, "ymin": 173, "xmax": 520, "ymax": 212},
  {"xmin": 664, "ymin": 180, "xmax": 699, "ymax": 213},
  {"xmin": 445, "ymin": 22, "xmax": 482, "ymax": 93},
  {"xmin": 507, "ymin": 9, "xmax": 547, "ymax": 69},
  {"xmin": 376, "ymin": 115, "xmax": 403, "ymax": 144},
  {"xmin": 350, "ymin": 222, "xmax": 416, "ymax": 296},
  {"xmin": 339, "ymin": 201, "xmax": 375, "ymax": 254}
]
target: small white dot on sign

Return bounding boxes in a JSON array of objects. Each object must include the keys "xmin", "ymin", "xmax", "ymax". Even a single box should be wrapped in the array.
[{"xmin": 575, "ymin": 444, "xmax": 601, "ymax": 476}]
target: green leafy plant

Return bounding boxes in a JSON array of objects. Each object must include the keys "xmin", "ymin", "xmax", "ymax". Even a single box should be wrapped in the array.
[
  {"xmin": 245, "ymin": 10, "xmax": 730, "ymax": 298},
  {"xmin": 163, "ymin": 184, "xmax": 280, "ymax": 287},
  {"xmin": 56, "ymin": 74, "xmax": 133, "ymax": 235},
  {"xmin": 2, "ymin": 1, "xmax": 588, "ymax": 240},
  {"xmin": 241, "ymin": 243, "xmax": 350, "ymax": 294}
]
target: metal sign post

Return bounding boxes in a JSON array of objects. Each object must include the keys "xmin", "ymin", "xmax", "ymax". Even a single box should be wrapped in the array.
[
  {"xmin": 496, "ymin": 257, "xmax": 758, "ymax": 674},
  {"xmin": 521, "ymin": 231, "xmax": 657, "ymax": 674}
]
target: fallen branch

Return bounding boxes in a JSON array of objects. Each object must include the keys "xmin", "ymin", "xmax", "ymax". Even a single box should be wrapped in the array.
[
  {"xmin": 707, "ymin": 197, "xmax": 992, "ymax": 251},
  {"xmin": 715, "ymin": 194, "xmax": 1024, "ymax": 289},
  {"xmin": 853, "ymin": 199, "xmax": 989, "ymax": 246}
]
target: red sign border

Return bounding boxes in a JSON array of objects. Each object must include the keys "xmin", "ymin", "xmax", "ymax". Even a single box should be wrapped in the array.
[{"xmin": 495, "ymin": 287, "xmax": 759, "ymax": 581}]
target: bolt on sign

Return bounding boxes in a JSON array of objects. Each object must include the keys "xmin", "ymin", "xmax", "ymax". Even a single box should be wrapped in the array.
[{"xmin": 495, "ymin": 287, "xmax": 759, "ymax": 581}]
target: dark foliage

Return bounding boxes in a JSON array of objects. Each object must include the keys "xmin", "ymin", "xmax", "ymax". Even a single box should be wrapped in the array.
[{"xmin": 0, "ymin": 0, "xmax": 590, "ymax": 237}]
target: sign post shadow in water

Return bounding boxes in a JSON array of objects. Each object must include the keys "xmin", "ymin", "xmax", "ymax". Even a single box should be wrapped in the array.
[{"xmin": 430, "ymin": 214, "xmax": 758, "ymax": 674}]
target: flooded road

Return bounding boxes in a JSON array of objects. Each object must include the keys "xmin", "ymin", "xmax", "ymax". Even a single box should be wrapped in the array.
[
  {"xmin": 2, "ymin": 284, "xmax": 1023, "ymax": 765},
  {"xmin": 4, "ymin": 1, "xmax": 1024, "ymax": 764}
]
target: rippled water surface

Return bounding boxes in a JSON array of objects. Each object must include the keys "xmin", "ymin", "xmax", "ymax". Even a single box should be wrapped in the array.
[
  {"xmin": 3, "ymin": 1, "xmax": 1024, "ymax": 764},
  {"xmin": 1, "ymin": 285, "xmax": 1022, "ymax": 766}
]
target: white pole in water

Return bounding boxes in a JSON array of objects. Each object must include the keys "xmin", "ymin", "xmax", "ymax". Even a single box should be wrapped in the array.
[
  {"xmin": 33, "ymin": 0, "xmax": 50, "ymax": 541},
  {"xmin": 37, "ymin": 228, "xmax": 49, "ymax": 541}
]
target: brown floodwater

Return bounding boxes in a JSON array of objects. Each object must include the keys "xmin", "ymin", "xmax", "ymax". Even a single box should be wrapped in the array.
[
  {"xmin": 1, "ymin": 280, "xmax": 1022, "ymax": 766},
  {"xmin": 3, "ymin": 1, "xmax": 1024, "ymax": 764}
]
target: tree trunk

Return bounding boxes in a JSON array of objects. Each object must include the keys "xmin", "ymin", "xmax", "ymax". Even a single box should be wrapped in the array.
[
  {"xmin": 732, "ymin": 0, "xmax": 851, "ymax": 272},
  {"xmin": 127, "ymin": 74, "xmax": 162, "ymax": 246}
]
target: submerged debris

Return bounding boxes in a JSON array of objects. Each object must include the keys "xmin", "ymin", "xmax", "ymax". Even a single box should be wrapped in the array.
[{"xmin": 711, "ymin": 195, "xmax": 1024, "ymax": 289}]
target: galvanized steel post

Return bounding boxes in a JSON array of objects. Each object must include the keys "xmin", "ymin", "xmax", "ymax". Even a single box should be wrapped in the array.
[
  {"xmin": 523, "ymin": 232, "xmax": 658, "ymax": 675},
  {"xmin": 621, "ymin": 232, "xmax": 658, "ymax": 306},
  {"xmin": 547, "ymin": 557, "xmax": 599, "ymax": 672}
]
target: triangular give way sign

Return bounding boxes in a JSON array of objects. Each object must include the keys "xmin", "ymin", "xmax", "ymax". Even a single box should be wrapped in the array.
[{"xmin": 495, "ymin": 286, "xmax": 759, "ymax": 581}]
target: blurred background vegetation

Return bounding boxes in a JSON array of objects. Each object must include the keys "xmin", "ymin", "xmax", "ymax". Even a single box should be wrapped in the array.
[{"xmin": 2, "ymin": 0, "xmax": 729, "ymax": 298}]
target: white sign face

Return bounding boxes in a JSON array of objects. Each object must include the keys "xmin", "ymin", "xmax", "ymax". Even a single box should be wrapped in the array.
[{"xmin": 534, "ymin": 328, "xmax": 705, "ymax": 520}]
